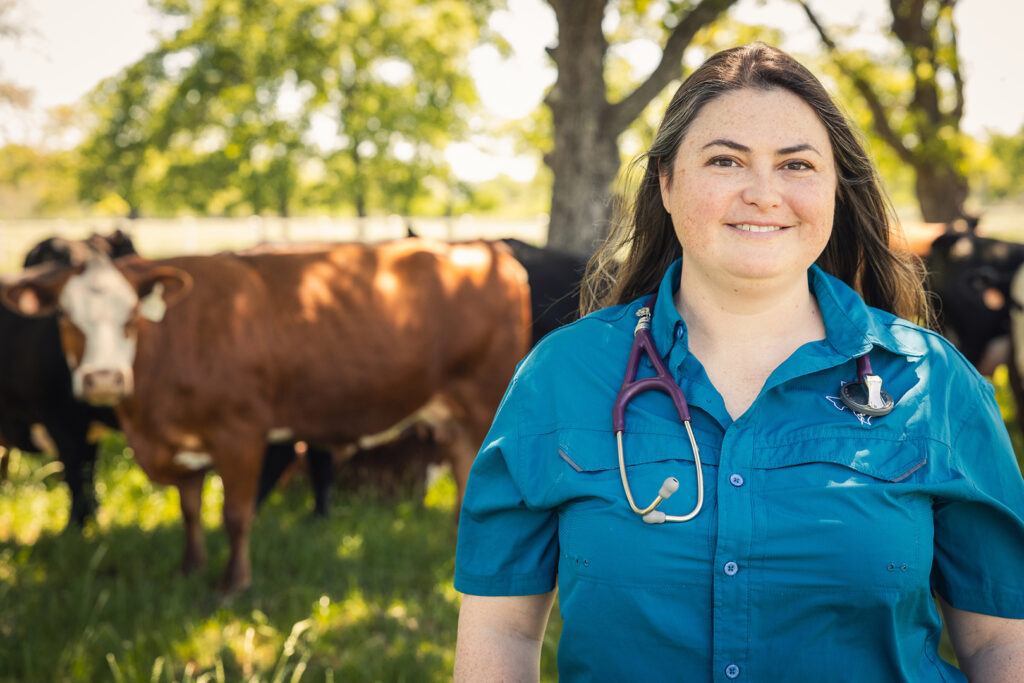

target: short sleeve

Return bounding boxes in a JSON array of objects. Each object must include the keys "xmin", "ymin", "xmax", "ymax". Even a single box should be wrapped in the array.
[
  {"xmin": 454, "ymin": 378, "xmax": 559, "ymax": 596},
  {"xmin": 931, "ymin": 379, "xmax": 1024, "ymax": 618}
]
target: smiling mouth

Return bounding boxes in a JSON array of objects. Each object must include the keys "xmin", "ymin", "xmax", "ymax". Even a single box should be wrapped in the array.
[{"xmin": 731, "ymin": 223, "xmax": 786, "ymax": 233}]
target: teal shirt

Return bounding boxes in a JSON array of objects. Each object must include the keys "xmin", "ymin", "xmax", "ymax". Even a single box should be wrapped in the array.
[{"xmin": 455, "ymin": 260, "xmax": 1024, "ymax": 682}]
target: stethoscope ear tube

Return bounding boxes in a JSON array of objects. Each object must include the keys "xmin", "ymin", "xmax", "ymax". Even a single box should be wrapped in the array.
[
  {"xmin": 614, "ymin": 297, "xmax": 704, "ymax": 524},
  {"xmin": 616, "ymin": 423, "xmax": 704, "ymax": 524}
]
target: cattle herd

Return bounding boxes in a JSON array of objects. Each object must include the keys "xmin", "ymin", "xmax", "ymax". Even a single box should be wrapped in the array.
[
  {"xmin": 0, "ymin": 230, "xmax": 586, "ymax": 592},
  {"xmin": 2, "ymin": 220, "xmax": 1023, "ymax": 593}
]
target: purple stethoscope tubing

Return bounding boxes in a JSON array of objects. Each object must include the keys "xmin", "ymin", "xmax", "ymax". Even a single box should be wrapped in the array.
[
  {"xmin": 613, "ymin": 294, "xmax": 893, "ymax": 525},
  {"xmin": 613, "ymin": 296, "xmax": 704, "ymax": 524}
]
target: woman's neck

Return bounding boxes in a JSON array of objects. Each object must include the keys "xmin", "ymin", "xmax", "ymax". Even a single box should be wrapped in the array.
[
  {"xmin": 674, "ymin": 265, "xmax": 826, "ymax": 419},
  {"xmin": 674, "ymin": 266, "xmax": 824, "ymax": 349}
]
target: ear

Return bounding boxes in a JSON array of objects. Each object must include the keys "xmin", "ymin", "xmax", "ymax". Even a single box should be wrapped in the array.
[
  {"xmin": 0, "ymin": 264, "xmax": 77, "ymax": 317},
  {"xmin": 657, "ymin": 159, "xmax": 672, "ymax": 215},
  {"xmin": 118, "ymin": 257, "xmax": 193, "ymax": 313}
]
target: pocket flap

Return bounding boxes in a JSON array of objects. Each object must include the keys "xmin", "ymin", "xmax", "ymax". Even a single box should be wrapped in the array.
[
  {"xmin": 755, "ymin": 436, "xmax": 928, "ymax": 482},
  {"xmin": 558, "ymin": 427, "xmax": 720, "ymax": 473}
]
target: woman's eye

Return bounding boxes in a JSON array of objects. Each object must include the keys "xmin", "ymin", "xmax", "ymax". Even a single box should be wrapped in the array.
[
  {"xmin": 784, "ymin": 160, "xmax": 813, "ymax": 171},
  {"xmin": 708, "ymin": 156, "xmax": 738, "ymax": 167}
]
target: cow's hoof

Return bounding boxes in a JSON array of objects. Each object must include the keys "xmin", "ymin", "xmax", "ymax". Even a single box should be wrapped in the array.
[
  {"xmin": 217, "ymin": 578, "xmax": 251, "ymax": 598},
  {"xmin": 181, "ymin": 555, "xmax": 206, "ymax": 575}
]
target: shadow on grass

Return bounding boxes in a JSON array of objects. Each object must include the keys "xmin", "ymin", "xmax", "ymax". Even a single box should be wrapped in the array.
[{"xmin": 0, "ymin": 452, "xmax": 505, "ymax": 682}]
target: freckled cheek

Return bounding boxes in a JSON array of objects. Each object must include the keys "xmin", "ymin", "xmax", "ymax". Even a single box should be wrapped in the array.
[
  {"xmin": 670, "ymin": 185, "xmax": 730, "ymax": 247},
  {"xmin": 787, "ymin": 181, "xmax": 837, "ymax": 228},
  {"xmin": 58, "ymin": 319, "xmax": 86, "ymax": 369}
]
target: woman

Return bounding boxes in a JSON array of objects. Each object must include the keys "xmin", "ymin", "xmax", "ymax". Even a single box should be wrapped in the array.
[{"xmin": 453, "ymin": 43, "xmax": 1024, "ymax": 681}]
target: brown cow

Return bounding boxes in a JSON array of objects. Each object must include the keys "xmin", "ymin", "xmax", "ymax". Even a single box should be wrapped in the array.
[{"xmin": 1, "ymin": 238, "xmax": 531, "ymax": 593}]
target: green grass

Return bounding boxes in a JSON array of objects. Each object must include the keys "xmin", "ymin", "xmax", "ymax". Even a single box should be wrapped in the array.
[
  {"xmin": 3, "ymin": 367, "xmax": 1022, "ymax": 681},
  {"xmin": 0, "ymin": 432, "xmax": 562, "ymax": 682}
]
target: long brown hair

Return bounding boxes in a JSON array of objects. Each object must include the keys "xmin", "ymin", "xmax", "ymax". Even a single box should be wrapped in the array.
[{"xmin": 580, "ymin": 42, "xmax": 930, "ymax": 326}]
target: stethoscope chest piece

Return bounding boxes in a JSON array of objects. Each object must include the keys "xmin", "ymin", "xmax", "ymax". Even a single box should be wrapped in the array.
[
  {"xmin": 839, "ymin": 377, "xmax": 894, "ymax": 417},
  {"xmin": 838, "ymin": 355, "xmax": 895, "ymax": 417}
]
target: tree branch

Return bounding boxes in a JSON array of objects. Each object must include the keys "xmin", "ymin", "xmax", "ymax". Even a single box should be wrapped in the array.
[
  {"xmin": 606, "ymin": 0, "xmax": 738, "ymax": 136},
  {"xmin": 798, "ymin": 0, "xmax": 917, "ymax": 165},
  {"xmin": 941, "ymin": 0, "xmax": 965, "ymax": 122}
]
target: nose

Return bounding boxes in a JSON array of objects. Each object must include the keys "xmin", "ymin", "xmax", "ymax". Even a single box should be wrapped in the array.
[
  {"xmin": 740, "ymin": 168, "xmax": 781, "ymax": 208},
  {"xmin": 81, "ymin": 369, "xmax": 127, "ymax": 404}
]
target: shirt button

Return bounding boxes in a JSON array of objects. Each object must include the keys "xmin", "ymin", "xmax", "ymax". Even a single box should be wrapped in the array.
[
  {"xmin": 729, "ymin": 473, "xmax": 744, "ymax": 487},
  {"xmin": 675, "ymin": 325, "xmax": 684, "ymax": 339},
  {"xmin": 724, "ymin": 561, "xmax": 739, "ymax": 576},
  {"xmin": 725, "ymin": 663, "xmax": 740, "ymax": 679}
]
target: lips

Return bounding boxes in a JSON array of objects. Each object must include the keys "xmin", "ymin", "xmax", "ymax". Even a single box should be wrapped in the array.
[{"xmin": 730, "ymin": 223, "xmax": 785, "ymax": 233}]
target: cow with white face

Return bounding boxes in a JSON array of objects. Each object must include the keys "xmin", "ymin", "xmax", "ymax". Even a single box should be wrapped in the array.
[
  {"xmin": 4, "ymin": 252, "xmax": 192, "ymax": 406},
  {"xmin": 0, "ymin": 232, "xmax": 141, "ymax": 527},
  {"xmin": 0, "ymin": 238, "xmax": 531, "ymax": 594}
]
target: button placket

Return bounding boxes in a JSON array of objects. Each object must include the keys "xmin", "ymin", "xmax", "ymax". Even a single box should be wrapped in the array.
[{"xmin": 713, "ymin": 427, "xmax": 753, "ymax": 683}]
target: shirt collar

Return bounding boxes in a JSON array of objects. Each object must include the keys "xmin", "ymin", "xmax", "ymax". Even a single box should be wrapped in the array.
[
  {"xmin": 644, "ymin": 259, "xmax": 925, "ymax": 363},
  {"xmin": 809, "ymin": 264, "xmax": 926, "ymax": 359}
]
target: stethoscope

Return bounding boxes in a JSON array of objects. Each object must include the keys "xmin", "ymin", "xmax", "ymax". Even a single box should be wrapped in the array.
[{"xmin": 613, "ymin": 294, "xmax": 895, "ymax": 525}]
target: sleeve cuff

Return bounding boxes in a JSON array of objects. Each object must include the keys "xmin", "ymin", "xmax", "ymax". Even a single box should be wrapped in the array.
[{"xmin": 454, "ymin": 567, "xmax": 557, "ymax": 597}]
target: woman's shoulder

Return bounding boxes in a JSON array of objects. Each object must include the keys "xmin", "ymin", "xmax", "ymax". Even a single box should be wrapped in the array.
[
  {"xmin": 510, "ymin": 301, "xmax": 639, "ymax": 392},
  {"xmin": 869, "ymin": 305, "xmax": 993, "ymax": 394}
]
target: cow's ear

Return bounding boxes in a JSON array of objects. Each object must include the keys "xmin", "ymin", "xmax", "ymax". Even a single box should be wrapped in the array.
[
  {"xmin": 137, "ymin": 267, "xmax": 192, "ymax": 308},
  {"xmin": 0, "ymin": 264, "xmax": 77, "ymax": 317},
  {"xmin": 119, "ymin": 258, "xmax": 193, "ymax": 311}
]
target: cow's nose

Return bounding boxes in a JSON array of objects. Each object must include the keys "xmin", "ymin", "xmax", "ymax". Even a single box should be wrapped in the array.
[{"xmin": 82, "ymin": 369, "xmax": 126, "ymax": 403}]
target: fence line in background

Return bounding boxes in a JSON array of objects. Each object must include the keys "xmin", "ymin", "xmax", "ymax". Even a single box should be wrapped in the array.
[{"xmin": 0, "ymin": 215, "xmax": 550, "ymax": 273}]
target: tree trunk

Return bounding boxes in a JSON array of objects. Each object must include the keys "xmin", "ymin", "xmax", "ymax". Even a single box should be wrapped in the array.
[
  {"xmin": 544, "ymin": 0, "xmax": 618, "ymax": 256},
  {"xmin": 913, "ymin": 162, "xmax": 969, "ymax": 223},
  {"xmin": 352, "ymin": 148, "xmax": 367, "ymax": 218},
  {"xmin": 541, "ymin": 0, "xmax": 737, "ymax": 256}
]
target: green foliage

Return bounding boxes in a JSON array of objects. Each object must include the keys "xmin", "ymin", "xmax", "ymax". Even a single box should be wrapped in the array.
[
  {"xmin": 73, "ymin": 0, "xmax": 499, "ymax": 218},
  {"xmin": 971, "ymin": 124, "xmax": 1024, "ymax": 202},
  {"xmin": 800, "ymin": 0, "xmax": 972, "ymax": 221},
  {"xmin": 0, "ymin": 143, "xmax": 82, "ymax": 218},
  {"xmin": 0, "ymin": 434, "xmax": 562, "ymax": 681},
  {"xmin": 810, "ymin": 53, "xmax": 919, "ymax": 209}
]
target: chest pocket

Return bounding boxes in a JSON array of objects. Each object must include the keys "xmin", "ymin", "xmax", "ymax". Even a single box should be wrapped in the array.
[
  {"xmin": 552, "ymin": 427, "xmax": 720, "ymax": 587},
  {"xmin": 753, "ymin": 436, "xmax": 934, "ymax": 593}
]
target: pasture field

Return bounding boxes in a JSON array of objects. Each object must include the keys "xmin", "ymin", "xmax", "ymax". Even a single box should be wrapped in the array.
[
  {"xmin": 1, "ymin": 375, "xmax": 1022, "ymax": 681},
  {"xmin": 0, "ymin": 430, "xmax": 563, "ymax": 682}
]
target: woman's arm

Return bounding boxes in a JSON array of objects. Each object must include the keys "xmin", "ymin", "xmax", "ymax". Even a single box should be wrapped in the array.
[
  {"xmin": 454, "ymin": 592, "xmax": 556, "ymax": 682},
  {"xmin": 939, "ymin": 595, "xmax": 1024, "ymax": 682}
]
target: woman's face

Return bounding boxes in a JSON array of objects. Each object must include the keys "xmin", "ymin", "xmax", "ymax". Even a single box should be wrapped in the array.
[{"xmin": 659, "ymin": 87, "xmax": 837, "ymax": 289}]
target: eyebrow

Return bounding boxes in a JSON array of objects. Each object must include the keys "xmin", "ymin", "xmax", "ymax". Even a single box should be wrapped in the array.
[{"xmin": 702, "ymin": 138, "xmax": 823, "ymax": 156}]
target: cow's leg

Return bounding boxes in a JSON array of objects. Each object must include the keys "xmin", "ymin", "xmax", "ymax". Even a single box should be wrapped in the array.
[
  {"xmin": 255, "ymin": 442, "xmax": 296, "ymax": 511},
  {"xmin": 178, "ymin": 472, "xmax": 207, "ymax": 574},
  {"xmin": 216, "ymin": 443, "xmax": 262, "ymax": 594},
  {"xmin": 45, "ymin": 414, "xmax": 98, "ymax": 527},
  {"xmin": 434, "ymin": 389, "xmax": 494, "ymax": 517},
  {"xmin": 306, "ymin": 445, "xmax": 333, "ymax": 517}
]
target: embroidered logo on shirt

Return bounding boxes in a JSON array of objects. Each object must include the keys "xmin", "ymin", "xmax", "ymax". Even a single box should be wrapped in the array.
[{"xmin": 826, "ymin": 382, "xmax": 873, "ymax": 426}]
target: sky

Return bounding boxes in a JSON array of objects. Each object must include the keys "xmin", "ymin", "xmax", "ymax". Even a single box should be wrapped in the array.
[{"xmin": 0, "ymin": 0, "xmax": 1021, "ymax": 182}]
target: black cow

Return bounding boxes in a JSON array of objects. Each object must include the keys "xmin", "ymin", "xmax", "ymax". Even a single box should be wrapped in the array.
[
  {"xmin": 925, "ymin": 230, "xmax": 1024, "ymax": 372},
  {"xmin": 0, "ymin": 232, "xmax": 137, "ymax": 525},
  {"xmin": 501, "ymin": 238, "xmax": 586, "ymax": 345}
]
